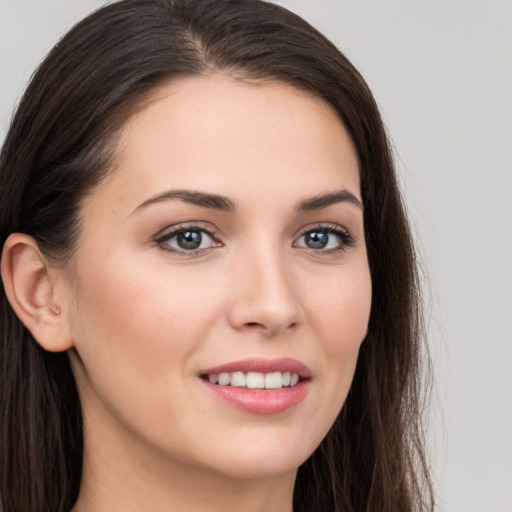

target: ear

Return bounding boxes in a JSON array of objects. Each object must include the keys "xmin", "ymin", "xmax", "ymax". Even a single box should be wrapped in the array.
[{"xmin": 1, "ymin": 233, "xmax": 74, "ymax": 352}]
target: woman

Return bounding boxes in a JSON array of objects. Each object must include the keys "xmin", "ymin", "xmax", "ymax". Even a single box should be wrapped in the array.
[{"xmin": 0, "ymin": 0, "xmax": 433, "ymax": 511}]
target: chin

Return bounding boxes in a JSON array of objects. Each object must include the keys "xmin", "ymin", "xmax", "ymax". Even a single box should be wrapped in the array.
[
  {"xmin": 182, "ymin": 426, "xmax": 321, "ymax": 481},
  {"xmin": 207, "ymin": 454, "xmax": 304, "ymax": 481}
]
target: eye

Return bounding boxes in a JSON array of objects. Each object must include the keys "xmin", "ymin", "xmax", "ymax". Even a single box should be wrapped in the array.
[
  {"xmin": 156, "ymin": 225, "xmax": 219, "ymax": 253},
  {"xmin": 294, "ymin": 226, "xmax": 355, "ymax": 252}
]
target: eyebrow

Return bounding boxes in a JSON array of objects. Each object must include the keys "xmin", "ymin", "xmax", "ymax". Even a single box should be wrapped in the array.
[
  {"xmin": 133, "ymin": 189, "xmax": 236, "ymax": 213},
  {"xmin": 297, "ymin": 189, "xmax": 362, "ymax": 211},
  {"xmin": 132, "ymin": 187, "xmax": 362, "ymax": 214}
]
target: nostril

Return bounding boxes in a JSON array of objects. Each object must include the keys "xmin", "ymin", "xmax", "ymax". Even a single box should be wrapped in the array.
[{"xmin": 241, "ymin": 320, "xmax": 298, "ymax": 336}]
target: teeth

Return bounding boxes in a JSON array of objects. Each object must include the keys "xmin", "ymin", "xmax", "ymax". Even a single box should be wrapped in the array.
[
  {"xmin": 230, "ymin": 371, "xmax": 246, "ymax": 387},
  {"xmin": 218, "ymin": 372, "xmax": 230, "ymax": 386},
  {"xmin": 264, "ymin": 372, "xmax": 282, "ymax": 389},
  {"xmin": 246, "ymin": 372, "xmax": 265, "ymax": 389},
  {"xmin": 205, "ymin": 371, "xmax": 301, "ymax": 389}
]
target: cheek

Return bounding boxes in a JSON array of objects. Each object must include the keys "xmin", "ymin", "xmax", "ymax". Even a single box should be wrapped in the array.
[
  {"xmin": 304, "ymin": 260, "xmax": 371, "ymax": 405},
  {"xmin": 288, "ymin": 262, "xmax": 371, "ymax": 452},
  {"xmin": 66, "ymin": 253, "xmax": 230, "ymax": 451},
  {"xmin": 308, "ymin": 264, "xmax": 372, "ymax": 352},
  {"xmin": 68, "ymin": 254, "xmax": 223, "ymax": 383}
]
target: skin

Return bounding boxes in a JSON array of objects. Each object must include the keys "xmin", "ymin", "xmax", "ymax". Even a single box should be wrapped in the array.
[{"xmin": 4, "ymin": 74, "xmax": 372, "ymax": 512}]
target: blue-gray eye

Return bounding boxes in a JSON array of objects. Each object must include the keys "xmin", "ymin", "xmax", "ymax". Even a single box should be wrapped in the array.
[
  {"xmin": 304, "ymin": 231, "xmax": 329, "ymax": 249},
  {"xmin": 296, "ymin": 227, "xmax": 351, "ymax": 251},
  {"xmin": 176, "ymin": 230, "xmax": 203, "ymax": 250},
  {"xmin": 159, "ymin": 228, "xmax": 216, "ymax": 251}
]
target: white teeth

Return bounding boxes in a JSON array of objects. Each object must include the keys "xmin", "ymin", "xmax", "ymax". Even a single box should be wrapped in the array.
[
  {"xmin": 230, "ymin": 371, "xmax": 246, "ymax": 387},
  {"xmin": 218, "ymin": 372, "xmax": 230, "ymax": 386},
  {"xmin": 264, "ymin": 372, "xmax": 282, "ymax": 389},
  {"xmin": 208, "ymin": 373, "xmax": 219, "ymax": 384},
  {"xmin": 205, "ymin": 370, "xmax": 302, "ymax": 389},
  {"xmin": 246, "ymin": 372, "xmax": 265, "ymax": 389}
]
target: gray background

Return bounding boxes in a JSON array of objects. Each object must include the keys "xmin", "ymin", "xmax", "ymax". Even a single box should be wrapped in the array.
[{"xmin": 1, "ymin": 1, "xmax": 511, "ymax": 511}]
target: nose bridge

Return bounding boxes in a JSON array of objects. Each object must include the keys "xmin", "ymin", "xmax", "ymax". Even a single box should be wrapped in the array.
[{"xmin": 228, "ymin": 236, "xmax": 302, "ymax": 335}]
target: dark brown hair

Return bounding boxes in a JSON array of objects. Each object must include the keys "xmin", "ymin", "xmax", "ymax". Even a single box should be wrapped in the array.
[{"xmin": 0, "ymin": 1, "xmax": 433, "ymax": 511}]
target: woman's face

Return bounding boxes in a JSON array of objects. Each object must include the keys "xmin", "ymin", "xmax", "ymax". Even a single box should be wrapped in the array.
[{"xmin": 63, "ymin": 74, "xmax": 371, "ymax": 482}]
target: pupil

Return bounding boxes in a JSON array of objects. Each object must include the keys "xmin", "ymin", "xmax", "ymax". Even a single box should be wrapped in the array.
[
  {"xmin": 177, "ymin": 230, "xmax": 202, "ymax": 250},
  {"xmin": 306, "ymin": 231, "xmax": 328, "ymax": 249}
]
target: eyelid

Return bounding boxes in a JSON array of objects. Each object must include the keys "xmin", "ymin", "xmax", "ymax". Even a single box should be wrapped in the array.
[
  {"xmin": 293, "ymin": 223, "xmax": 356, "ymax": 252},
  {"xmin": 153, "ymin": 221, "xmax": 356, "ymax": 256},
  {"xmin": 154, "ymin": 222, "xmax": 221, "ymax": 253}
]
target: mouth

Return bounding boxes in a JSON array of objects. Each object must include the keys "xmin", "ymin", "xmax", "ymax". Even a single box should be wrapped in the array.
[
  {"xmin": 198, "ymin": 358, "xmax": 311, "ymax": 414},
  {"xmin": 200, "ymin": 370, "xmax": 302, "ymax": 389}
]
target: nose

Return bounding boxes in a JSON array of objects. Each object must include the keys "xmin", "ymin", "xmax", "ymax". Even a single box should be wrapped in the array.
[{"xmin": 227, "ymin": 245, "xmax": 304, "ymax": 337}]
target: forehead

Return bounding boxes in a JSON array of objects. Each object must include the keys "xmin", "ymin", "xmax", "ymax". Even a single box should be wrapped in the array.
[{"xmin": 88, "ymin": 73, "xmax": 360, "ymax": 213}]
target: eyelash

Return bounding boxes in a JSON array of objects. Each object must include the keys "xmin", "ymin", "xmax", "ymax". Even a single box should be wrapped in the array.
[
  {"xmin": 155, "ymin": 223, "xmax": 219, "ymax": 255},
  {"xmin": 154, "ymin": 223, "xmax": 356, "ymax": 255},
  {"xmin": 294, "ymin": 224, "xmax": 356, "ymax": 253}
]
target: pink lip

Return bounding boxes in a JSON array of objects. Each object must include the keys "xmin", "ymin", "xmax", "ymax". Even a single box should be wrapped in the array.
[
  {"xmin": 200, "ymin": 357, "xmax": 311, "ymax": 378},
  {"xmin": 199, "ymin": 358, "xmax": 311, "ymax": 415}
]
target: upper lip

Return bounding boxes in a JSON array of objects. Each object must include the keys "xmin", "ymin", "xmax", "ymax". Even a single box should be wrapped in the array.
[{"xmin": 200, "ymin": 357, "xmax": 311, "ymax": 378}]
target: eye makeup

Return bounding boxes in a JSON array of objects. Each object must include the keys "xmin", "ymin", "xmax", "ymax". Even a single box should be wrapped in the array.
[
  {"xmin": 154, "ymin": 222, "xmax": 221, "ymax": 254},
  {"xmin": 153, "ymin": 220, "xmax": 356, "ymax": 258}
]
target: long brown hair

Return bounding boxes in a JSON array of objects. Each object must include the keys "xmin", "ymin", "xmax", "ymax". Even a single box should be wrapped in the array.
[{"xmin": 0, "ymin": 1, "xmax": 434, "ymax": 510}]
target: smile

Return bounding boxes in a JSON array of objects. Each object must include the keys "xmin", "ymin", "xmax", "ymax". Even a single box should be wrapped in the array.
[
  {"xmin": 199, "ymin": 358, "xmax": 311, "ymax": 414},
  {"xmin": 202, "ymin": 371, "xmax": 300, "ymax": 389}
]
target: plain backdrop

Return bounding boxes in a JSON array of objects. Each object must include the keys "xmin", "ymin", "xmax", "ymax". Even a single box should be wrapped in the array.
[{"xmin": 0, "ymin": 1, "xmax": 511, "ymax": 511}]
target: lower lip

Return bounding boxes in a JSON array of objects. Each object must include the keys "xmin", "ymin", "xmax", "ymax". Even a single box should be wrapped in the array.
[{"xmin": 200, "ymin": 379, "xmax": 309, "ymax": 414}]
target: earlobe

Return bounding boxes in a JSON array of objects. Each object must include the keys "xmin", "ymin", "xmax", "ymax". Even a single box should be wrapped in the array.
[{"xmin": 1, "ymin": 233, "xmax": 74, "ymax": 352}]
